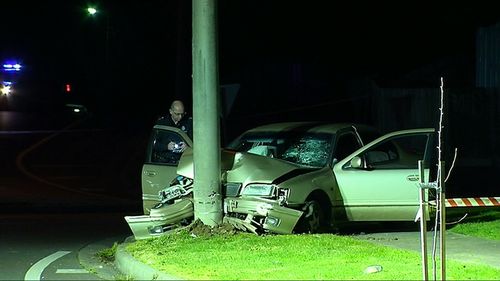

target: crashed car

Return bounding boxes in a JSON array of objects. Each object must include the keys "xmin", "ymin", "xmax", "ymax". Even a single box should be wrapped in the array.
[{"xmin": 126, "ymin": 122, "xmax": 435, "ymax": 239}]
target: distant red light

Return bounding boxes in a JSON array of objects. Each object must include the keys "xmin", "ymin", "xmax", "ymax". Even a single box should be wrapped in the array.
[{"xmin": 65, "ymin": 84, "xmax": 71, "ymax": 92}]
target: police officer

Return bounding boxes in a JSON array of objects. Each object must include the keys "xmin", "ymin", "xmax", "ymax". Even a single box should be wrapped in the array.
[{"xmin": 156, "ymin": 100, "xmax": 193, "ymax": 152}]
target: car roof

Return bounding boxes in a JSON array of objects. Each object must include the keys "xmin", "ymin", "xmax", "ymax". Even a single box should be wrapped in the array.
[{"xmin": 243, "ymin": 121, "xmax": 377, "ymax": 134}]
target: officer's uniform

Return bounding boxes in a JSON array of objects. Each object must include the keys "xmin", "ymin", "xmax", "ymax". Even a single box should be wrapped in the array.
[{"xmin": 156, "ymin": 115, "xmax": 193, "ymax": 140}]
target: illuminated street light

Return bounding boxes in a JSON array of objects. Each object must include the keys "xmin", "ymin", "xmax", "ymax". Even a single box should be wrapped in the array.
[{"xmin": 87, "ymin": 7, "xmax": 97, "ymax": 15}]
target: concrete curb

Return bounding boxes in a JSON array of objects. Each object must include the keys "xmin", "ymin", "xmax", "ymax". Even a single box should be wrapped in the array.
[
  {"xmin": 78, "ymin": 235, "xmax": 127, "ymax": 280},
  {"xmin": 114, "ymin": 237, "xmax": 183, "ymax": 280}
]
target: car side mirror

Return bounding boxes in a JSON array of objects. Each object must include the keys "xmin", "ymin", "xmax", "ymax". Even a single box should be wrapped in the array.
[{"xmin": 350, "ymin": 156, "xmax": 363, "ymax": 169}]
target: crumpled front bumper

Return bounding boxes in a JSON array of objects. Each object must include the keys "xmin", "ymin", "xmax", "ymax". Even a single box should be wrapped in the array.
[
  {"xmin": 223, "ymin": 197, "xmax": 303, "ymax": 234},
  {"xmin": 125, "ymin": 198, "xmax": 194, "ymax": 240},
  {"xmin": 125, "ymin": 196, "xmax": 303, "ymax": 239}
]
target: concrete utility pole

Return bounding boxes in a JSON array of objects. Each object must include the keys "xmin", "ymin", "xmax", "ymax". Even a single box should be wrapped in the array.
[{"xmin": 192, "ymin": 0, "xmax": 223, "ymax": 226}]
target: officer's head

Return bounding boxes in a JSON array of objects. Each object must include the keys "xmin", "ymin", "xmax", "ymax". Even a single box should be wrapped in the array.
[{"xmin": 169, "ymin": 100, "xmax": 186, "ymax": 124}]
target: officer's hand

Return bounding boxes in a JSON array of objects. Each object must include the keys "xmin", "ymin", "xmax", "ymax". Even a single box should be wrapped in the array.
[
  {"xmin": 178, "ymin": 142, "xmax": 186, "ymax": 152},
  {"xmin": 167, "ymin": 141, "xmax": 176, "ymax": 151}
]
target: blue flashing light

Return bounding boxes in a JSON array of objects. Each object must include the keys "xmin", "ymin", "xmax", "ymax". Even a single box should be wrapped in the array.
[{"xmin": 2, "ymin": 62, "xmax": 22, "ymax": 71}]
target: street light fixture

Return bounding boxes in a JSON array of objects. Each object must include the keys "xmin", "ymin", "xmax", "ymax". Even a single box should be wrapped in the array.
[{"xmin": 87, "ymin": 7, "xmax": 97, "ymax": 15}]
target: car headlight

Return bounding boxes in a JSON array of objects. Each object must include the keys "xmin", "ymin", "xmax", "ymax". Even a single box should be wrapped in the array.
[{"xmin": 241, "ymin": 184, "xmax": 276, "ymax": 197}]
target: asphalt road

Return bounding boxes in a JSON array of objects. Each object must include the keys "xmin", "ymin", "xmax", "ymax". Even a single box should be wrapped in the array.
[
  {"xmin": 0, "ymin": 110, "xmax": 148, "ymax": 213},
  {"xmin": 0, "ymin": 110, "xmax": 146, "ymax": 280},
  {"xmin": 0, "ymin": 212, "xmax": 132, "ymax": 280}
]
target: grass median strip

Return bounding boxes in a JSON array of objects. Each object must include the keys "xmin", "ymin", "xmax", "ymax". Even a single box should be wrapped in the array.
[
  {"xmin": 126, "ymin": 229, "xmax": 500, "ymax": 280},
  {"xmin": 448, "ymin": 210, "xmax": 500, "ymax": 241}
]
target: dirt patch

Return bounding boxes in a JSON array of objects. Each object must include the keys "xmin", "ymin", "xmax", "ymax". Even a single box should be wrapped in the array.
[{"xmin": 184, "ymin": 219, "xmax": 241, "ymax": 237}]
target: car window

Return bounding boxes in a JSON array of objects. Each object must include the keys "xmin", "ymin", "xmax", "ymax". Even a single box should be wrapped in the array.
[
  {"xmin": 360, "ymin": 134, "xmax": 430, "ymax": 169},
  {"xmin": 333, "ymin": 132, "xmax": 362, "ymax": 164},
  {"xmin": 228, "ymin": 132, "xmax": 334, "ymax": 168},
  {"xmin": 149, "ymin": 129, "xmax": 186, "ymax": 165}
]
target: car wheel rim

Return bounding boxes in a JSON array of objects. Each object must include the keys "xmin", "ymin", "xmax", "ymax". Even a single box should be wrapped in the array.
[{"xmin": 304, "ymin": 201, "xmax": 322, "ymax": 233}]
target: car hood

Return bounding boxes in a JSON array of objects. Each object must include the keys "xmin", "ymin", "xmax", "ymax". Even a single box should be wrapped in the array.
[{"xmin": 177, "ymin": 148, "xmax": 313, "ymax": 184}]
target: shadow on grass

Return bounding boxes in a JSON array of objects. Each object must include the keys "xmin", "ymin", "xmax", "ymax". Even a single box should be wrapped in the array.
[
  {"xmin": 460, "ymin": 209, "xmax": 500, "ymax": 222},
  {"xmin": 445, "ymin": 208, "xmax": 500, "ymax": 227},
  {"xmin": 336, "ymin": 221, "xmax": 421, "ymax": 236},
  {"xmin": 334, "ymin": 209, "xmax": 500, "ymax": 236}
]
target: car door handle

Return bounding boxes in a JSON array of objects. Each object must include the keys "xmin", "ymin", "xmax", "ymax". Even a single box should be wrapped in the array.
[
  {"xmin": 144, "ymin": 170, "xmax": 157, "ymax": 177},
  {"xmin": 406, "ymin": 175, "xmax": 419, "ymax": 182}
]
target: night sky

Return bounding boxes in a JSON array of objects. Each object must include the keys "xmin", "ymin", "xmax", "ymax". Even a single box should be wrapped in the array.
[
  {"xmin": 2, "ymin": 1, "xmax": 500, "ymax": 128},
  {"xmin": 2, "ymin": 1, "xmax": 500, "ymax": 199}
]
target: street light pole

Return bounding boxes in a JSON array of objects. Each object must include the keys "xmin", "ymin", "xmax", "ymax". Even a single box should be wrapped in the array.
[
  {"xmin": 86, "ymin": 6, "xmax": 110, "ymax": 69},
  {"xmin": 86, "ymin": 6, "xmax": 112, "ymax": 120}
]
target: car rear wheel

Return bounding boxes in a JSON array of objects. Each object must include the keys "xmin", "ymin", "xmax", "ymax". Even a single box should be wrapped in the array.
[{"xmin": 295, "ymin": 200, "xmax": 324, "ymax": 234}]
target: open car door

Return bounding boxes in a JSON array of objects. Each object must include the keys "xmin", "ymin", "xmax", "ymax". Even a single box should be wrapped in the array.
[{"xmin": 141, "ymin": 125, "xmax": 193, "ymax": 214}]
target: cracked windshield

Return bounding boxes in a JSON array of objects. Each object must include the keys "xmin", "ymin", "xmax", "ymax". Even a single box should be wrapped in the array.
[{"xmin": 227, "ymin": 132, "xmax": 333, "ymax": 167}]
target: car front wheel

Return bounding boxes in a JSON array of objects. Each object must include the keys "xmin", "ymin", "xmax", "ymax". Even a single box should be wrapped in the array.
[{"xmin": 295, "ymin": 200, "xmax": 324, "ymax": 234}]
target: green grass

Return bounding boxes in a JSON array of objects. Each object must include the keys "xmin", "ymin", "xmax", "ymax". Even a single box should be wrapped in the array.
[
  {"xmin": 448, "ymin": 210, "xmax": 500, "ymax": 241},
  {"xmin": 96, "ymin": 242, "xmax": 118, "ymax": 263},
  {"xmin": 126, "ymin": 228, "xmax": 500, "ymax": 280}
]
